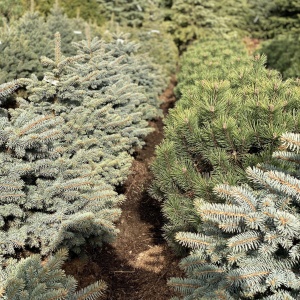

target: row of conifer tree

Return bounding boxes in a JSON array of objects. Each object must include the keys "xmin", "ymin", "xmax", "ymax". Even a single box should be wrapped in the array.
[
  {"xmin": 0, "ymin": 0, "xmax": 299, "ymax": 299},
  {"xmin": 152, "ymin": 38, "xmax": 300, "ymax": 299},
  {"xmin": 0, "ymin": 1, "xmax": 178, "ymax": 298}
]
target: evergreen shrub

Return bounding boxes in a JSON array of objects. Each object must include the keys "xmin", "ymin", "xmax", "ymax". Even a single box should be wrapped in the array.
[
  {"xmin": 0, "ymin": 0, "xmax": 104, "ymax": 26},
  {"xmin": 248, "ymin": 1, "xmax": 300, "ymax": 79},
  {"xmin": 100, "ymin": 6, "xmax": 179, "ymax": 76},
  {"xmin": 0, "ymin": 28, "xmax": 164, "ymax": 296},
  {"xmin": 259, "ymin": 33, "xmax": 300, "ymax": 79},
  {"xmin": 0, "ymin": 5, "xmax": 90, "ymax": 84},
  {"xmin": 249, "ymin": 0, "xmax": 300, "ymax": 39},
  {"xmin": 161, "ymin": 0, "xmax": 253, "ymax": 50},
  {"xmin": 97, "ymin": 0, "xmax": 154, "ymax": 28},
  {"xmin": 0, "ymin": 78, "xmax": 124, "ymax": 258},
  {"xmin": 169, "ymin": 133, "xmax": 300, "ymax": 299},
  {"xmin": 166, "ymin": 0, "xmax": 230, "ymax": 49},
  {"xmin": 2, "ymin": 249, "xmax": 107, "ymax": 299},
  {"xmin": 150, "ymin": 38, "xmax": 300, "ymax": 253}
]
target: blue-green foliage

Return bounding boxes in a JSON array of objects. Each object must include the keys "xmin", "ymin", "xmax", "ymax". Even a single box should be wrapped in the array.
[
  {"xmin": 0, "ymin": 4, "xmax": 88, "ymax": 84},
  {"xmin": 21, "ymin": 32, "xmax": 163, "ymax": 183},
  {"xmin": 169, "ymin": 133, "xmax": 300, "ymax": 299},
  {"xmin": 0, "ymin": 26, "xmax": 164, "ymax": 296},
  {"xmin": 0, "ymin": 29, "xmax": 164, "ymax": 258},
  {"xmin": 0, "ymin": 80, "xmax": 123, "ymax": 258},
  {"xmin": 1, "ymin": 249, "xmax": 107, "ymax": 299},
  {"xmin": 99, "ymin": 4, "xmax": 179, "ymax": 76}
]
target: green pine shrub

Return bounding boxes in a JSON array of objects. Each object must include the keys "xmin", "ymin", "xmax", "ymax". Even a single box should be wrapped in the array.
[
  {"xmin": 169, "ymin": 132, "xmax": 300, "ymax": 299},
  {"xmin": 97, "ymin": 0, "xmax": 153, "ymax": 28},
  {"xmin": 166, "ymin": 0, "xmax": 231, "ymax": 49},
  {"xmin": 249, "ymin": 0, "xmax": 300, "ymax": 39},
  {"xmin": 214, "ymin": 0, "xmax": 254, "ymax": 35},
  {"xmin": 248, "ymin": 1, "xmax": 300, "ymax": 79},
  {"xmin": 259, "ymin": 33, "xmax": 300, "ymax": 79},
  {"xmin": 100, "ymin": 4, "xmax": 179, "ymax": 76},
  {"xmin": 150, "ymin": 38, "xmax": 300, "ymax": 253},
  {"xmin": 161, "ymin": 0, "xmax": 253, "ymax": 50},
  {"xmin": 174, "ymin": 38, "xmax": 249, "ymax": 98},
  {"xmin": 1, "ymin": 249, "xmax": 107, "ymax": 299}
]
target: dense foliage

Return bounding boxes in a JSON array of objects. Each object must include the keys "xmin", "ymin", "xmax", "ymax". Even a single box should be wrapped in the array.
[
  {"xmin": 249, "ymin": 0, "xmax": 300, "ymax": 39},
  {"xmin": 251, "ymin": 0, "xmax": 300, "ymax": 79},
  {"xmin": 169, "ymin": 133, "xmax": 300, "ymax": 299},
  {"xmin": 2, "ymin": 249, "xmax": 107, "ymax": 299},
  {"xmin": 0, "ymin": 0, "xmax": 299, "ymax": 299},
  {"xmin": 259, "ymin": 32, "xmax": 300, "ymax": 79},
  {"xmin": 150, "ymin": 38, "xmax": 300, "ymax": 252},
  {"xmin": 0, "ymin": 2, "xmax": 168, "ymax": 294},
  {"xmin": 0, "ymin": 0, "xmax": 104, "ymax": 25},
  {"xmin": 0, "ymin": 5, "xmax": 89, "ymax": 83}
]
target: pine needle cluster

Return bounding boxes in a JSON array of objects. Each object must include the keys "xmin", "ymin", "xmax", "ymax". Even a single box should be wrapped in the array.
[
  {"xmin": 150, "ymin": 38, "xmax": 300, "ymax": 252},
  {"xmin": 169, "ymin": 132, "xmax": 300, "ymax": 299}
]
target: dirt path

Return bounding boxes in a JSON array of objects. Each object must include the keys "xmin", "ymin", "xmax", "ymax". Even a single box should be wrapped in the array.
[{"xmin": 64, "ymin": 77, "xmax": 184, "ymax": 299}]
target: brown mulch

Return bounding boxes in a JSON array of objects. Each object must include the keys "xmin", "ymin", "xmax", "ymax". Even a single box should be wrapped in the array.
[
  {"xmin": 64, "ymin": 76, "xmax": 184, "ymax": 299},
  {"xmin": 243, "ymin": 37, "xmax": 261, "ymax": 54}
]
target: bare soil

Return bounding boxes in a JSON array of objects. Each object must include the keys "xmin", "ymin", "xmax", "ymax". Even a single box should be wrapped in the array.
[
  {"xmin": 64, "ymin": 76, "xmax": 184, "ymax": 299},
  {"xmin": 243, "ymin": 37, "xmax": 261, "ymax": 54}
]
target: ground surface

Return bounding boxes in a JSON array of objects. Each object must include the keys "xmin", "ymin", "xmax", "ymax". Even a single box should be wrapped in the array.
[{"xmin": 64, "ymin": 77, "xmax": 184, "ymax": 299}]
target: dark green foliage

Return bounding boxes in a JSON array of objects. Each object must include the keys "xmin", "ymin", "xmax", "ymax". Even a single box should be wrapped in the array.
[
  {"xmin": 97, "ymin": 0, "xmax": 150, "ymax": 28},
  {"xmin": 167, "ymin": 0, "xmax": 230, "ymax": 48},
  {"xmin": 249, "ymin": 0, "xmax": 300, "ymax": 39},
  {"xmin": 150, "ymin": 38, "xmax": 300, "ymax": 253},
  {"xmin": 169, "ymin": 133, "xmax": 300, "ymax": 299},
  {"xmin": 1, "ymin": 249, "xmax": 107, "ymax": 299},
  {"xmin": 259, "ymin": 33, "xmax": 300, "ymax": 79},
  {"xmin": 245, "ymin": 0, "xmax": 300, "ymax": 80},
  {"xmin": 215, "ymin": 0, "xmax": 254, "ymax": 35},
  {"xmin": 248, "ymin": 1, "xmax": 300, "ymax": 79}
]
